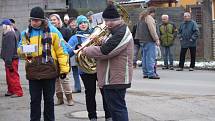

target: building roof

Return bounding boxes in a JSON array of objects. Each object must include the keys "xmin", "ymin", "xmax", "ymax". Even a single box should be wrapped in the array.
[
  {"xmin": 118, "ymin": 0, "xmax": 178, "ymax": 4},
  {"xmin": 148, "ymin": 0, "xmax": 178, "ymax": 3},
  {"xmin": 117, "ymin": 0, "xmax": 148, "ymax": 4}
]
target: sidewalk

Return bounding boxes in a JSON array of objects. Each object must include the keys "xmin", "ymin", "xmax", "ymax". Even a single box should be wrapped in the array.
[
  {"xmin": 0, "ymin": 60, "xmax": 215, "ymax": 121},
  {"xmin": 0, "ymin": 60, "xmax": 151, "ymax": 121}
]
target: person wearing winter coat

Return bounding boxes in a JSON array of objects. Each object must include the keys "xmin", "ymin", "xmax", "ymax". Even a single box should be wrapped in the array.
[
  {"xmin": 68, "ymin": 17, "xmax": 77, "ymax": 36},
  {"xmin": 83, "ymin": 5, "xmax": 133, "ymax": 121},
  {"xmin": 135, "ymin": 7, "xmax": 160, "ymax": 79},
  {"xmin": 159, "ymin": 14, "xmax": 177, "ymax": 70},
  {"xmin": 18, "ymin": 7, "xmax": 70, "ymax": 121},
  {"xmin": 176, "ymin": 12, "xmax": 199, "ymax": 71},
  {"xmin": 67, "ymin": 16, "xmax": 82, "ymax": 93},
  {"xmin": 9, "ymin": 19, "xmax": 21, "ymax": 43},
  {"xmin": 49, "ymin": 13, "xmax": 74, "ymax": 106},
  {"xmin": 0, "ymin": 19, "xmax": 23, "ymax": 98},
  {"xmin": 132, "ymin": 23, "xmax": 140, "ymax": 68},
  {"xmin": 66, "ymin": 15, "xmax": 112, "ymax": 121}
]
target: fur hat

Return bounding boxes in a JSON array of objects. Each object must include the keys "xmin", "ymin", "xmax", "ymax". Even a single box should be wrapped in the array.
[
  {"xmin": 76, "ymin": 15, "xmax": 89, "ymax": 26},
  {"xmin": 102, "ymin": 5, "xmax": 120, "ymax": 20},
  {"xmin": 30, "ymin": 6, "xmax": 45, "ymax": 20}
]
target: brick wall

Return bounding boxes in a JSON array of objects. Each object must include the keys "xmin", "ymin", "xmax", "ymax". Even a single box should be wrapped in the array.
[
  {"xmin": 0, "ymin": 0, "xmax": 44, "ymax": 31},
  {"xmin": 0, "ymin": 0, "xmax": 67, "ymax": 48}
]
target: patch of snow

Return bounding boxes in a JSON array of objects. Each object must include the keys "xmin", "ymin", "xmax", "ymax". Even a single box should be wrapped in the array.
[{"xmin": 136, "ymin": 60, "xmax": 215, "ymax": 70}]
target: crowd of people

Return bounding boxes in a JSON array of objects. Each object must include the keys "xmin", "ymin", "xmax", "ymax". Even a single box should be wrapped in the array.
[
  {"xmin": 0, "ymin": 2, "xmax": 199, "ymax": 121},
  {"xmin": 133, "ymin": 7, "xmax": 199, "ymax": 79}
]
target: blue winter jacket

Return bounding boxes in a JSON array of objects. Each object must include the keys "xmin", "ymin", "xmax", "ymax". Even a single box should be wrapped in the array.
[
  {"xmin": 178, "ymin": 20, "xmax": 200, "ymax": 48},
  {"xmin": 66, "ymin": 34, "xmax": 88, "ymax": 57},
  {"xmin": 66, "ymin": 29, "xmax": 93, "ymax": 74}
]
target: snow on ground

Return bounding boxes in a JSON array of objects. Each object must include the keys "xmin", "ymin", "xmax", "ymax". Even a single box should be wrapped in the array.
[{"xmin": 136, "ymin": 60, "xmax": 215, "ymax": 70}]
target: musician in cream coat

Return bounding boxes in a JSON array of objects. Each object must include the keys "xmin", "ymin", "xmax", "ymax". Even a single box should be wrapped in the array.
[{"xmin": 83, "ymin": 5, "xmax": 133, "ymax": 121}]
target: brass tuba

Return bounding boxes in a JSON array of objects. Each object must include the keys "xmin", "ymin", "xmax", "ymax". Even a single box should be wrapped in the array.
[
  {"xmin": 74, "ymin": 23, "xmax": 109, "ymax": 73},
  {"xmin": 74, "ymin": 3, "xmax": 129, "ymax": 74}
]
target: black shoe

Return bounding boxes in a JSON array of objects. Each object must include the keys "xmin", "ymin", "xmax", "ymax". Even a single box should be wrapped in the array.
[
  {"xmin": 72, "ymin": 90, "xmax": 81, "ymax": 93},
  {"xmin": 5, "ymin": 92, "xmax": 13, "ymax": 96},
  {"xmin": 148, "ymin": 76, "xmax": 160, "ymax": 79},
  {"xmin": 169, "ymin": 66, "xmax": 174, "ymax": 70},
  {"xmin": 189, "ymin": 68, "xmax": 194, "ymax": 71},
  {"xmin": 176, "ymin": 68, "xmax": 183, "ymax": 71},
  {"xmin": 133, "ymin": 64, "xmax": 137, "ymax": 68},
  {"xmin": 162, "ymin": 66, "xmax": 169, "ymax": 70},
  {"xmin": 11, "ymin": 94, "xmax": 22, "ymax": 98},
  {"xmin": 143, "ymin": 75, "xmax": 148, "ymax": 78}
]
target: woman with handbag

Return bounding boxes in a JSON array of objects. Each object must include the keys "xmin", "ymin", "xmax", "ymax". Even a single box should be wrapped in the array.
[{"xmin": 18, "ymin": 7, "xmax": 70, "ymax": 121}]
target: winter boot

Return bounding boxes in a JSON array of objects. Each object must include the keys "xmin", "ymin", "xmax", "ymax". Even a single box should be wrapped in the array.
[
  {"xmin": 55, "ymin": 92, "xmax": 64, "ymax": 106},
  {"xmin": 65, "ymin": 93, "xmax": 74, "ymax": 106}
]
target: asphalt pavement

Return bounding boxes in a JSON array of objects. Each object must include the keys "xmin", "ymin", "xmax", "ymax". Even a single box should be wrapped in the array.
[{"xmin": 0, "ymin": 60, "xmax": 215, "ymax": 121}]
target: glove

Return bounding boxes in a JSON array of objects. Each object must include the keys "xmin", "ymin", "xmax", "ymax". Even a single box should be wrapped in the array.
[
  {"xmin": 59, "ymin": 73, "xmax": 67, "ymax": 80},
  {"xmin": 8, "ymin": 65, "xmax": 14, "ymax": 72},
  {"xmin": 75, "ymin": 44, "xmax": 82, "ymax": 50}
]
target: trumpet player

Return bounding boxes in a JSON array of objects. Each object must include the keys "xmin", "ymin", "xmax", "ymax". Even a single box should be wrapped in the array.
[
  {"xmin": 66, "ymin": 15, "xmax": 112, "ymax": 121},
  {"xmin": 82, "ymin": 5, "xmax": 133, "ymax": 121}
]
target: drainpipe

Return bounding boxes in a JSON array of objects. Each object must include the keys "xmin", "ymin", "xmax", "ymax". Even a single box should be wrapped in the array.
[
  {"xmin": 213, "ymin": 20, "xmax": 215, "ymax": 59},
  {"xmin": 212, "ymin": 0, "xmax": 215, "ymax": 59}
]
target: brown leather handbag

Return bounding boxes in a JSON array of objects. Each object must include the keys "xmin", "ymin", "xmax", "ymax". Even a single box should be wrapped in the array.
[{"xmin": 25, "ymin": 56, "xmax": 59, "ymax": 80}]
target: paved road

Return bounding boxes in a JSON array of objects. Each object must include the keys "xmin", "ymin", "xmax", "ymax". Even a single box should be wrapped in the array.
[{"xmin": 0, "ymin": 60, "xmax": 215, "ymax": 121}]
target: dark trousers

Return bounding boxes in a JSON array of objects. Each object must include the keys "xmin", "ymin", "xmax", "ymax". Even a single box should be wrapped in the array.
[
  {"xmin": 29, "ymin": 79, "xmax": 56, "ymax": 121},
  {"xmin": 80, "ymin": 73, "xmax": 111, "ymax": 119},
  {"xmin": 103, "ymin": 88, "xmax": 129, "ymax": 121},
  {"xmin": 179, "ymin": 47, "xmax": 196, "ymax": 68}
]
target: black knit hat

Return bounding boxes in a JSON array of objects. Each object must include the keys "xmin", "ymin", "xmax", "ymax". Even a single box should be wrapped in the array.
[
  {"xmin": 30, "ymin": 6, "xmax": 45, "ymax": 20},
  {"xmin": 102, "ymin": 5, "xmax": 120, "ymax": 20},
  {"xmin": 9, "ymin": 19, "xmax": 15, "ymax": 23}
]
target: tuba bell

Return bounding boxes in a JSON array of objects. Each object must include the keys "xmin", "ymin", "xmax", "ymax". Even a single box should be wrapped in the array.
[{"xmin": 75, "ymin": 3, "xmax": 130, "ymax": 74}]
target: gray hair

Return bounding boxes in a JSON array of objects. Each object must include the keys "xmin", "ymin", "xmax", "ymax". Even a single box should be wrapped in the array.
[
  {"xmin": 161, "ymin": 14, "xmax": 169, "ymax": 19},
  {"xmin": 184, "ymin": 12, "xmax": 191, "ymax": 17},
  {"xmin": 86, "ymin": 11, "xmax": 94, "ymax": 17}
]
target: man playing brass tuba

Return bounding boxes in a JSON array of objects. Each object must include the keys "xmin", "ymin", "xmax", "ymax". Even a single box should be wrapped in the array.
[
  {"xmin": 83, "ymin": 4, "xmax": 133, "ymax": 121},
  {"xmin": 66, "ymin": 15, "xmax": 112, "ymax": 121}
]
